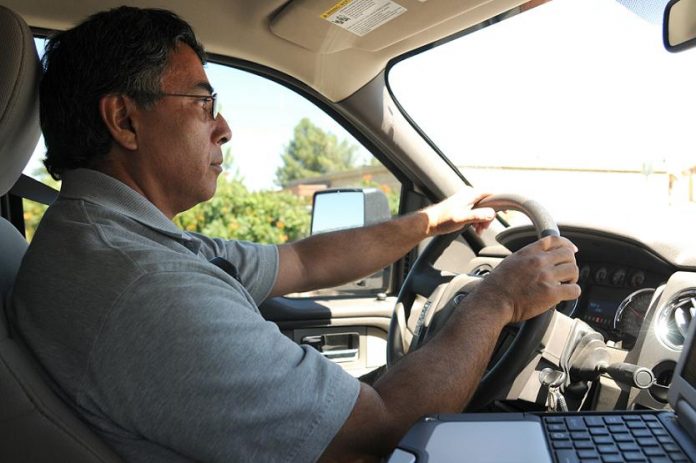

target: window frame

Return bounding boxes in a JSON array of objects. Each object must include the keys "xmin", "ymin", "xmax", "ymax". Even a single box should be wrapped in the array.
[{"xmin": 206, "ymin": 54, "xmax": 408, "ymax": 298}]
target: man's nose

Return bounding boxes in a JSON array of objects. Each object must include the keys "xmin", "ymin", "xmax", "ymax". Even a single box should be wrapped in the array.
[{"xmin": 214, "ymin": 113, "xmax": 232, "ymax": 145}]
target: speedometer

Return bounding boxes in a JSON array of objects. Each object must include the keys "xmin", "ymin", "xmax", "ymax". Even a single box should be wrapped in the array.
[{"xmin": 613, "ymin": 288, "xmax": 655, "ymax": 349}]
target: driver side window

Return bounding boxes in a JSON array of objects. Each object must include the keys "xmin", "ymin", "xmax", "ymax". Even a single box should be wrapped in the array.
[
  {"xmin": 23, "ymin": 46, "xmax": 400, "ymax": 297},
  {"xmin": 176, "ymin": 63, "xmax": 401, "ymax": 296}
]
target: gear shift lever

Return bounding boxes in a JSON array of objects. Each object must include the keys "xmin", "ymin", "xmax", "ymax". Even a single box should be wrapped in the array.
[{"xmin": 567, "ymin": 331, "xmax": 655, "ymax": 389}]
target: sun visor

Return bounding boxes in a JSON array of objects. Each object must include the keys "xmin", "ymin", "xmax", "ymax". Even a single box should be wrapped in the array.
[{"xmin": 270, "ymin": 0, "xmax": 506, "ymax": 54}]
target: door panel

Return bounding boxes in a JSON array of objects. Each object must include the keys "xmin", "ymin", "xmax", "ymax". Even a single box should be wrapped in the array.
[{"xmin": 261, "ymin": 296, "xmax": 393, "ymax": 377}]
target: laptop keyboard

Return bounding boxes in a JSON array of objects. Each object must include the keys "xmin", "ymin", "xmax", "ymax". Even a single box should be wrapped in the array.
[{"xmin": 542, "ymin": 414, "xmax": 691, "ymax": 463}]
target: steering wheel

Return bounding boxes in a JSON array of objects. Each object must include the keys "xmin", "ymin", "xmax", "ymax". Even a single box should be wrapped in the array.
[{"xmin": 386, "ymin": 194, "xmax": 560, "ymax": 410}]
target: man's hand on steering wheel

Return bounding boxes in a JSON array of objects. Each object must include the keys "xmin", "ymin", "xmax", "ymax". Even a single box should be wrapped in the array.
[
  {"xmin": 321, "ymin": 190, "xmax": 581, "ymax": 461},
  {"xmin": 420, "ymin": 188, "xmax": 497, "ymax": 236},
  {"xmin": 386, "ymin": 192, "xmax": 581, "ymax": 410},
  {"xmin": 472, "ymin": 235, "xmax": 581, "ymax": 325}
]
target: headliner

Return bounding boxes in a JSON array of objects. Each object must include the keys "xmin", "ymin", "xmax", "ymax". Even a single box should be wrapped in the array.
[{"xmin": 4, "ymin": 0, "xmax": 530, "ymax": 101}]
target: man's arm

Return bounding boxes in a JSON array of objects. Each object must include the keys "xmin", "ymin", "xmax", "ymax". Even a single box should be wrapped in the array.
[
  {"xmin": 270, "ymin": 189, "xmax": 496, "ymax": 297},
  {"xmin": 319, "ymin": 235, "xmax": 580, "ymax": 462}
]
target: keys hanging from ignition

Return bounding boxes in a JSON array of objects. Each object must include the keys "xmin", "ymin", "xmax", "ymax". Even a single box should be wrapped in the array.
[{"xmin": 539, "ymin": 368, "xmax": 569, "ymax": 412}]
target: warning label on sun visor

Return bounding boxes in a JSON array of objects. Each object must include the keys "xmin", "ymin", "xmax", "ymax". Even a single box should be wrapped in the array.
[{"xmin": 321, "ymin": 0, "xmax": 407, "ymax": 37}]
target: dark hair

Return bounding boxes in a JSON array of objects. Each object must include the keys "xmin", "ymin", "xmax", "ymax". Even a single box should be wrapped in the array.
[{"xmin": 40, "ymin": 6, "xmax": 206, "ymax": 179}]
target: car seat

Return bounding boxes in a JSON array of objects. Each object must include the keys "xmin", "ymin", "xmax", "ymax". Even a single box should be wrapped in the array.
[{"xmin": 0, "ymin": 5, "xmax": 123, "ymax": 462}]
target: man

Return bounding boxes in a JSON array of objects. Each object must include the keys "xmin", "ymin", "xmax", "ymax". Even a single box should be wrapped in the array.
[{"xmin": 11, "ymin": 6, "xmax": 580, "ymax": 463}]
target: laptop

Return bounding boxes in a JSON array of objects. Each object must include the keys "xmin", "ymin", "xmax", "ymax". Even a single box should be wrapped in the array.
[{"xmin": 387, "ymin": 319, "xmax": 696, "ymax": 463}]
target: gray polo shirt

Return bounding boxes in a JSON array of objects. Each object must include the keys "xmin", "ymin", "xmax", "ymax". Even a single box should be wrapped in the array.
[{"xmin": 11, "ymin": 168, "xmax": 359, "ymax": 463}]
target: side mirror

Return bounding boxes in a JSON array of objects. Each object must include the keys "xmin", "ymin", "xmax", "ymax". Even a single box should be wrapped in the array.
[
  {"xmin": 664, "ymin": 0, "xmax": 696, "ymax": 52},
  {"xmin": 310, "ymin": 188, "xmax": 391, "ymax": 235},
  {"xmin": 310, "ymin": 188, "xmax": 392, "ymax": 294}
]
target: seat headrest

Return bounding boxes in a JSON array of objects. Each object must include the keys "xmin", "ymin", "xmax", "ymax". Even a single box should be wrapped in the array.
[{"xmin": 0, "ymin": 6, "xmax": 41, "ymax": 197}]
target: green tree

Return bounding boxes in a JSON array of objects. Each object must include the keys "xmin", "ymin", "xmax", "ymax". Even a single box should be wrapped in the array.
[
  {"xmin": 174, "ymin": 176, "xmax": 310, "ymax": 244},
  {"xmin": 24, "ymin": 165, "xmax": 60, "ymax": 242},
  {"xmin": 24, "ymin": 146, "xmax": 311, "ymax": 245},
  {"xmin": 176, "ymin": 145, "xmax": 310, "ymax": 243},
  {"xmin": 24, "ymin": 198, "xmax": 49, "ymax": 242},
  {"xmin": 275, "ymin": 118, "xmax": 358, "ymax": 187}
]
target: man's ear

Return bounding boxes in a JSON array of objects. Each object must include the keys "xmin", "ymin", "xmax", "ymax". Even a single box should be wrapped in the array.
[{"xmin": 99, "ymin": 94, "xmax": 138, "ymax": 151}]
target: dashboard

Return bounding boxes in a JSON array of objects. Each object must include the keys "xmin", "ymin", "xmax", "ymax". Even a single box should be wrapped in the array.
[
  {"xmin": 479, "ymin": 224, "xmax": 696, "ymax": 411},
  {"xmin": 571, "ymin": 262, "xmax": 668, "ymax": 349},
  {"xmin": 496, "ymin": 226, "xmax": 676, "ymax": 347}
]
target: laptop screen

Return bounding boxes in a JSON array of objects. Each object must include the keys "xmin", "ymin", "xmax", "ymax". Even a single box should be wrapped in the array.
[{"xmin": 683, "ymin": 330, "xmax": 696, "ymax": 387}]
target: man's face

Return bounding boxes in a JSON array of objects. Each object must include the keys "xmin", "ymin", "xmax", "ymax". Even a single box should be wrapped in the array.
[{"xmin": 133, "ymin": 43, "xmax": 231, "ymax": 217}]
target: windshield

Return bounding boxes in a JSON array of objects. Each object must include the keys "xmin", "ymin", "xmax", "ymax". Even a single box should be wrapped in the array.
[{"xmin": 388, "ymin": 0, "xmax": 696, "ymax": 227}]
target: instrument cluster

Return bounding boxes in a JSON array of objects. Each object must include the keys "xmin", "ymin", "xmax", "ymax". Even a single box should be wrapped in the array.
[{"xmin": 571, "ymin": 263, "xmax": 666, "ymax": 350}]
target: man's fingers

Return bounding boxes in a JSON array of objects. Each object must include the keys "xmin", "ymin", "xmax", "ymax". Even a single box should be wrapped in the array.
[
  {"xmin": 555, "ymin": 282, "xmax": 582, "ymax": 301},
  {"xmin": 467, "ymin": 207, "xmax": 496, "ymax": 223},
  {"xmin": 469, "ymin": 190, "xmax": 494, "ymax": 206},
  {"xmin": 533, "ymin": 235, "xmax": 578, "ymax": 253},
  {"xmin": 546, "ymin": 246, "xmax": 577, "ymax": 266},
  {"xmin": 424, "ymin": 189, "xmax": 497, "ymax": 236},
  {"xmin": 552, "ymin": 262, "xmax": 580, "ymax": 284}
]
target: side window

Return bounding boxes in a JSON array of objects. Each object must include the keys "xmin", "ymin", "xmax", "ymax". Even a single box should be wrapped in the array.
[
  {"xmin": 174, "ymin": 63, "xmax": 400, "ymax": 296},
  {"xmin": 22, "ymin": 38, "xmax": 59, "ymax": 241},
  {"xmin": 22, "ymin": 134, "xmax": 58, "ymax": 241},
  {"xmin": 24, "ymin": 43, "xmax": 400, "ymax": 294}
]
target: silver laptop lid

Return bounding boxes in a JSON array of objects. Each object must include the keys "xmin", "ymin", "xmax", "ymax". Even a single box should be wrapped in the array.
[{"xmin": 668, "ymin": 309, "xmax": 696, "ymax": 442}]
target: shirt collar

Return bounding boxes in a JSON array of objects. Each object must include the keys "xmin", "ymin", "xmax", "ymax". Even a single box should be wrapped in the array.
[{"xmin": 59, "ymin": 168, "xmax": 194, "ymax": 243}]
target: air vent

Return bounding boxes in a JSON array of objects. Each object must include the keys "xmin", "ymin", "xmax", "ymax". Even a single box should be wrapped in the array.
[
  {"xmin": 470, "ymin": 264, "xmax": 492, "ymax": 278},
  {"xmin": 657, "ymin": 289, "xmax": 696, "ymax": 350}
]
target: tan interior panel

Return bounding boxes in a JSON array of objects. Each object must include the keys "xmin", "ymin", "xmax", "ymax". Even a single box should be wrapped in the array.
[
  {"xmin": 271, "ymin": 0, "xmax": 492, "ymax": 54},
  {"xmin": 9, "ymin": 0, "xmax": 529, "ymax": 101}
]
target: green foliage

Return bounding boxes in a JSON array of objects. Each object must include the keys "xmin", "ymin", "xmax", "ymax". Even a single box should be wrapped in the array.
[
  {"xmin": 174, "ymin": 176, "xmax": 310, "ymax": 244},
  {"xmin": 25, "ymin": 120, "xmax": 377, "ymax": 246},
  {"xmin": 175, "ymin": 146, "xmax": 311, "ymax": 244},
  {"xmin": 275, "ymin": 118, "xmax": 358, "ymax": 187},
  {"xmin": 23, "ymin": 199, "xmax": 49, "ymax": 242},
  {"xmin": 23, "ymin": 151, "xmax": 310, "ymax": 245},
  {"xmin": 23, "ymin": 166, "xmax": 60, "ymax": 242}
]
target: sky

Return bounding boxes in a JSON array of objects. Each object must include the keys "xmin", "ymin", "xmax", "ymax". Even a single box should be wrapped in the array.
[
  {"xmin": 205, "ymin": 64, "xmax": 373, "ymax": 190},
  {"xmin": 389, "ymin": 0, "xmax": 696, "ymax": 174},
  {"xmin": 25, "ymin": 40, "xmax": 373, "ymax": 191},
  {"xmin": 26, "ymin": 0, "xmax": 696, "ymax": 192}
]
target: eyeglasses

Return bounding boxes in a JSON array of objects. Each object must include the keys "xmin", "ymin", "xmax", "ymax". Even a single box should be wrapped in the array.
[{"xmin": 156, "ymin": 92, "xmax": 219, "ymax": 120}]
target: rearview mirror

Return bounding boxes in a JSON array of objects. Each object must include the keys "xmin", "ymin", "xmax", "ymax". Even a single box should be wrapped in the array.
[
  {"xmin": 664, "ymin": 0, "xmax": 696, "ymax": 52},
  {"xmin": 311, "ymin": 188, "xmax": 391, "ymax": 235}
]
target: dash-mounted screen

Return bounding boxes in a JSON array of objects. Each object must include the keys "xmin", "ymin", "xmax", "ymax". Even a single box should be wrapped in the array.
[{"xmin": 682, "ymin": 328, "xmax": 696, "ymax": 388}]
